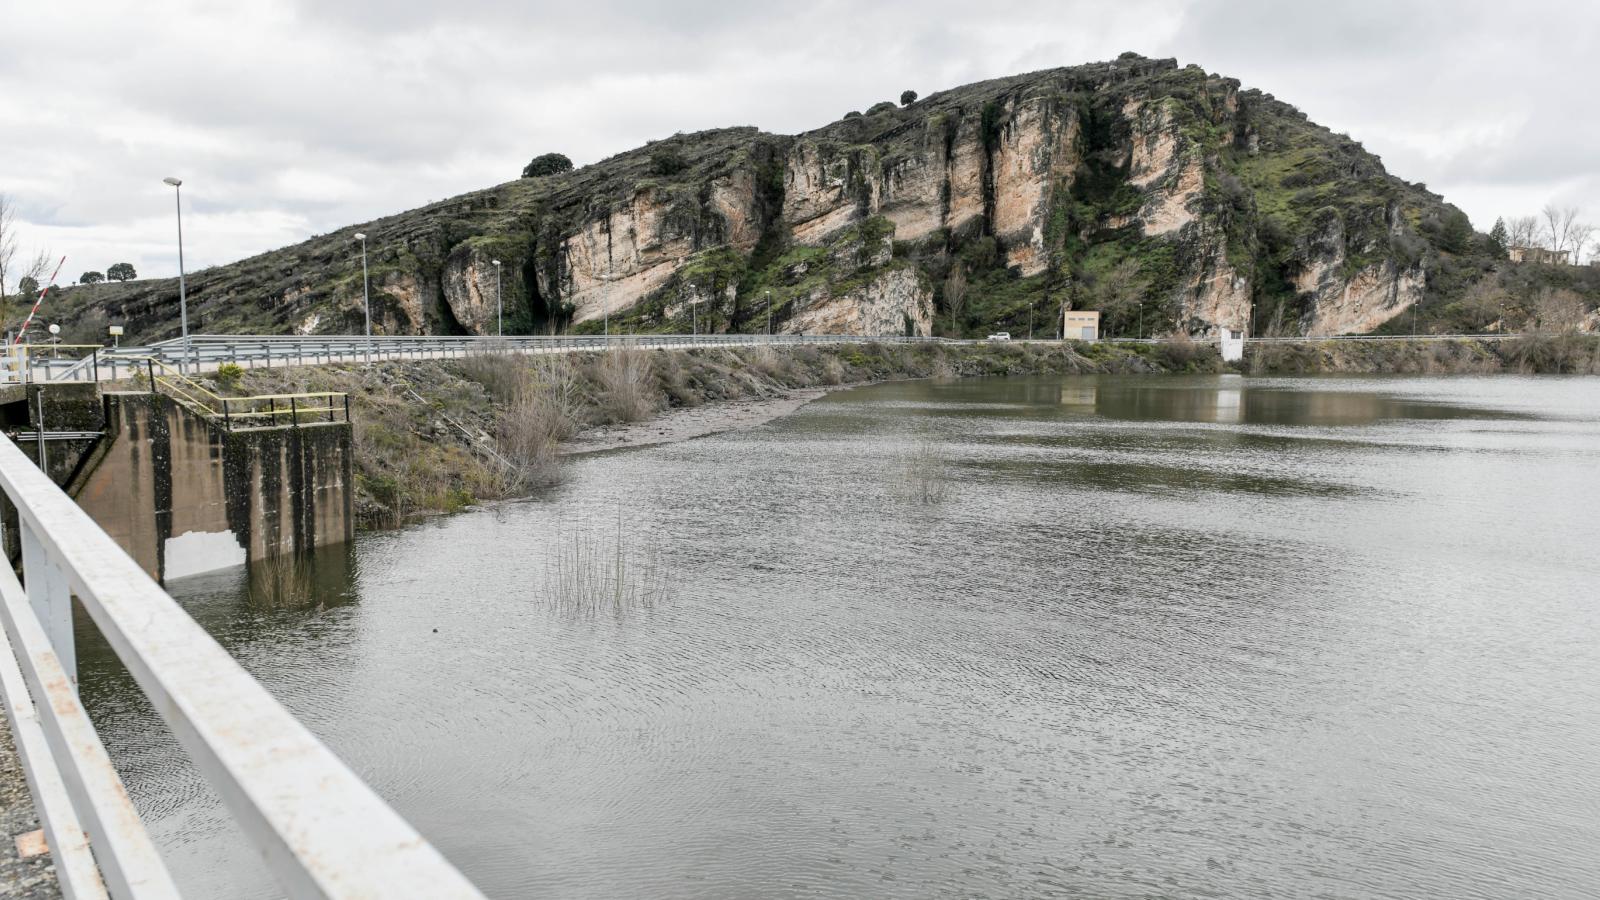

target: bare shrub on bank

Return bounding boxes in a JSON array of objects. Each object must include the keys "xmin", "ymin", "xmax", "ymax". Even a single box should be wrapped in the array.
[
  {"xmin": 597, "ymin": 348, "xmax": 655, "ymax": 422},
  {"xmin": 457, "ymin": 343, "xmax": 523, "ymax": 401},
  {"xmin": 495, "ymin": 355, "xmax": 583, "ymax": 491},
  {"xmin": 1503, "ymin": 333, "xmax": 1600, "ymax": 374},
  {"xmin": 1156, "ymin": 332, "xmax": 1198, "ymax": 370}
]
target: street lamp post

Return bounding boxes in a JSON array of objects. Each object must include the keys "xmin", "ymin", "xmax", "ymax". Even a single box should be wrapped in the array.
[
  {"xmin": 354, "ymin": 233, "xmax": 370, "ymax": 363},
  {"xmin": 162, "ymin": 177, "xmax": 190, "ymax": 370},
  {"xmin": 766, "ymin": 291, "xmax": 772, "ymax": 336},
  {"xmin": 491, "ymin": 259, "xmax": 503, "ymax": 337}
]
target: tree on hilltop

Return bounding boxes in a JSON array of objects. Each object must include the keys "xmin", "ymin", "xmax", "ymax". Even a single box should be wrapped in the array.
[
  {"xmin": 900, "ymin": 90, "xmax": 918, "ymax": 106},
  {"xmin": 1439, "ymin": 210, "xmax": 1473, "ymax": 254},
  {"xmin": 1487, "ymin": 218, "xmax": 1508, "ymax": 256},
  {"xmin": 522, "ymin": 153, "xmax": 573, "ymax": 178},
  {"xmin": 1506, "ymin": 215, "xmax": 1540, "ymax": 249},
  {"xmin": 1541, "ymin": 203, "xmax": 1580, "ymax": 255},
  {"xmin": 80, "ymin": 271, "xmax": 105, "ymax": 285},
  {"xmin": 107, "ymin": 262, "xmax": 137, "ymax": 282}
]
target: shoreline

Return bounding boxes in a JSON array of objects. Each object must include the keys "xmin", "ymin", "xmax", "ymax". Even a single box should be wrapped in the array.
[
  {"xmin": 222, "ymin": 336, "xmax": 1598, "ymax": 528},
  {"xmin": 562, "ymin": 387, "xmax": 834, "ymax": 455}
]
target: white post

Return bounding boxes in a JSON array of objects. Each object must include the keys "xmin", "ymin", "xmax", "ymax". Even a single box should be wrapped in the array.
[
  {"xmin": 356, "ymin": 233, "xmax": 371, "ymax": 364},
  {"xmin": 20, "ymin": 522, "xmax": 74, "ymax": 684},
  {"xmin": 164, "ymin": 177, "xmax": 190, "ymax": 373},
  {"xmin": 489, "ymin": 259, "xmax": 503, "ymax": 338}
]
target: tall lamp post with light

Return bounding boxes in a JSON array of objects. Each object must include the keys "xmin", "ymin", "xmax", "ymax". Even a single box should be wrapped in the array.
[
  {"xmin": 162, "ymin": 177, "xmax": 190, "ymax": 370},
  {"xmin": 491, "ymin": 259, "xmax": 503, "ymax": 337},
  {"xmin": 354, "ymin": 233, "xmax": 371, "ymax": 363}
]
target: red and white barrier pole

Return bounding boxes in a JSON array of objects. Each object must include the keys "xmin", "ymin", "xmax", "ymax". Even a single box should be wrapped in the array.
[{"xmin": 13, "ymin": 255, "xmax": 67, "ymax": 345}]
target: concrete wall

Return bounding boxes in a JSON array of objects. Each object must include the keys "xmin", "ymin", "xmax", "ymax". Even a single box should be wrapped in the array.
[{"xmin": 71, "ymin": 393, "xmax": 353, "ymax": 582}]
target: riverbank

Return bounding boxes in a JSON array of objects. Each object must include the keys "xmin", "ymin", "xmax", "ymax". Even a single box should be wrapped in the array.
[
  {"xmin": 213, "ymin": 335, "xmax": 1597, "ymax": 527},
  {"xmin": 224, "ymin": 341, "xmax": 1172, "ymax": 526},
  {"xmin": 1246, "ymin": 332, "xmax": 1600, "ymax": 375},
  {"xmin": 563, "ymin": 388, "xmax": 832, "ymax": 455}
]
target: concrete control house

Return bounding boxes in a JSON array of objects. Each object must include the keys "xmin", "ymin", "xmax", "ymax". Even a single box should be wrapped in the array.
[{"xmin": 1063, "ymin": 310, "xmax": 1101, "ymax": 341}]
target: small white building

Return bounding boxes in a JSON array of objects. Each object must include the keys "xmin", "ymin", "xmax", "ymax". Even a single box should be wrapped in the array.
[{"xmin": 1219, "ymin": 327, "xmax": 1246, "ymax": 363}]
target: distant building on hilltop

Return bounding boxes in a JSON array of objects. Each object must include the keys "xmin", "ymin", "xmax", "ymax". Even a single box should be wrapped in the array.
[{"xmin": 1508, "ymin": 246, "xmax": 1571, "ymax": 265}]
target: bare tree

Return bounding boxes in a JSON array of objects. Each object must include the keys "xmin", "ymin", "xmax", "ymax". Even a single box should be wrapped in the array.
[
  {"xmin": 1506, "ymin": 215, "xmax": 1541, "ymax": 249},
  {"xmin": 1088, "ymin": 259, "xmax": 1149, "ymax": 338},
  {"xmin": 943, "ymin": 264, "xmax": 968, "ymax": 334},
  {"xmin": 0, "ymin": 195, "xmax": 56, "ymax": 332},
  {"xmin": 0, "ymin": 194, "xmax": 17, "ymax": 321},
  {"xmin": 1568, "ymin": 223, "xmax": 1595, "ymax": 265},
  {"xmin": 1541, "ymin": 203, "xmax": 1581, "ymax": 256},
  {"xmin": 1532, "ymin": 287, "xmax": 1587, "ymax": 332}
]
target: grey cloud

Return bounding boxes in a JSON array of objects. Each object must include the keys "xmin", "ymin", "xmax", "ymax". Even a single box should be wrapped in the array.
[{"xmin": 2, "ymin": 0, "xmax": 1595, "ymax": 282}]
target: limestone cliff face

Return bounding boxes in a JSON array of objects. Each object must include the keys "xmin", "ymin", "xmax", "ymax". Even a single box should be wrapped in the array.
[
  {"xmin": 778, "ymin": 94, "xmax": 1077, "ymax": 278},
  {"xmin": 1293, "ymin": 207, "xmax": 1424, "ymax": 337},
  {"xmin": 990, "ymin": 96, "xmax": 1080, "ymax": 274},
  {"xmin": 1179, "ymin": 243, "xmax": 1253, "ymax": 336},
  {"xmin": 554, "ymin": 186, "xmax": 696, "ymax": 326},
  {"xmin": 1124, "ymin": 98, "xmax": 1204, "ymax": 238},
  {"xmin": 786, "ymin": 266, "xmax": 933, "ymax": 336},
  {"xmin": 442, "ymin": 243, "xmax": 518, "ymax": 335},
  {"xmin": 57, "ymin": 55, "xmax": 1479, "ymax": 344},
  {"xmin": 372, "ymin": 271, "xmax": 429, "ymax": 335}
]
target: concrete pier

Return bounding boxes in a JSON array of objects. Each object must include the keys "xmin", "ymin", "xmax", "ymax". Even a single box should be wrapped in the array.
[{"xmin": 69, "ymin": 392, "xmax": 355, "ymax": 582}]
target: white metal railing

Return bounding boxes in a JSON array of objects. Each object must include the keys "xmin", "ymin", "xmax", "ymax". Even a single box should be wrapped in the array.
[
  {"xmin": 1, "ymin": 331, "xmax": 1548, "ymax": 385},
  {"xmin": 0, "ymin": 435, "xmax": 486, "ymax": 898},
  {"xmin": 108, "ymin": 332, "xmax": 943, "ymax": 371}
]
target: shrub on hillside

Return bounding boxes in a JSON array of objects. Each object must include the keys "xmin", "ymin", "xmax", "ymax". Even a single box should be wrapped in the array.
[{"xmin": 522, "ymin": 153, "xmax": 573, "ymax": 178}]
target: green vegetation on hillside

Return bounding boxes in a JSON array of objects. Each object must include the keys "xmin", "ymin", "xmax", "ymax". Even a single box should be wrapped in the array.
[{"xmin": 41, "ymin": 56, "xmax": 1599, "ymax": 345}]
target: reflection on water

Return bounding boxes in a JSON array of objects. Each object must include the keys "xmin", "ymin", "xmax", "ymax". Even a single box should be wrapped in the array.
[
  {"xmin": 82, "ymin": 374, "xmax": 1600, "ymax": 899},
  {"xmin": 945, "ymin": 374, "xmax": 1535, "ymax": 427}
]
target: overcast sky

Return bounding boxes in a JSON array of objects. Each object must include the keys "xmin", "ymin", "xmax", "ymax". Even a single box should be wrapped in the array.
[{"xmin": 3, "ymin": 0, "xmax": 1597, "ymax": 284}]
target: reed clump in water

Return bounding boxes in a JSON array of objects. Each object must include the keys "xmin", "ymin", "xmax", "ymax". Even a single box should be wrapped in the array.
[
  {"xmin": 247, "ymin": 550, "xmax": 316, "ymax": 609},
  {"xmin": 543, "ymin": 511, "xmax": 674, "ymax": 617},
  {"xmin": 894, "ymin": 438, "xmax": 949, "ymax": 505}
]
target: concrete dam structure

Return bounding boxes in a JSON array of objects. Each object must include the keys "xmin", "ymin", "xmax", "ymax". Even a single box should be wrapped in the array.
[{"xmin": 2, "ymin": 381, "xmax": 354, "ymax": 582}]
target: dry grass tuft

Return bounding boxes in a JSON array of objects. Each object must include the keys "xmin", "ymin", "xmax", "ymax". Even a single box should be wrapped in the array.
[{"xmin": 596, "ymin": 348, "xmax": 656, "ymax": 422}]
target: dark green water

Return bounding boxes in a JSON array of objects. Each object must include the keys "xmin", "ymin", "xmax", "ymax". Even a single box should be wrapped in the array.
[{"xmin": 79, "ymin": 374, "xmax": 1600, "ymax": 898}]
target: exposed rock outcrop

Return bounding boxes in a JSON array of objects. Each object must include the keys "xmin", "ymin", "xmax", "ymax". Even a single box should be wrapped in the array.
[
  {"xmin": 787, "ymin": 266, "xmax": 932, "ymax": 336},
  {"xmin": 1293, "ymin": 207, "xmax": 1424, "ymax": 336},
  {"xmin": 55, "ymin": 54, "xmax": 1522, "ymax": 344}
]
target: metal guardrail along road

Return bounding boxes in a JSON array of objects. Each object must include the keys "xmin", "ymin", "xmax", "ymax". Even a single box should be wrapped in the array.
[
  {"xmin": 0, "ymin": 435, "xmax": 486, "ymax": 898},
  {"xmin": 0, "ymin": 330, "xmax": 1537, "ymax": 386}
]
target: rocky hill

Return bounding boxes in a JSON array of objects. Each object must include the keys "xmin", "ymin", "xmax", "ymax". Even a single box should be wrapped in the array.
[{"xmin": 47, "ymin": 54, "xmax": 1550, "ymax": 344}]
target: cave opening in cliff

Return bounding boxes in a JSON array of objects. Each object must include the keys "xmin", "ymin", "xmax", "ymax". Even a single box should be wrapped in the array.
[{"xmin": 520, "ymin": 256, "xmax": 562, "ymax": 334}]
